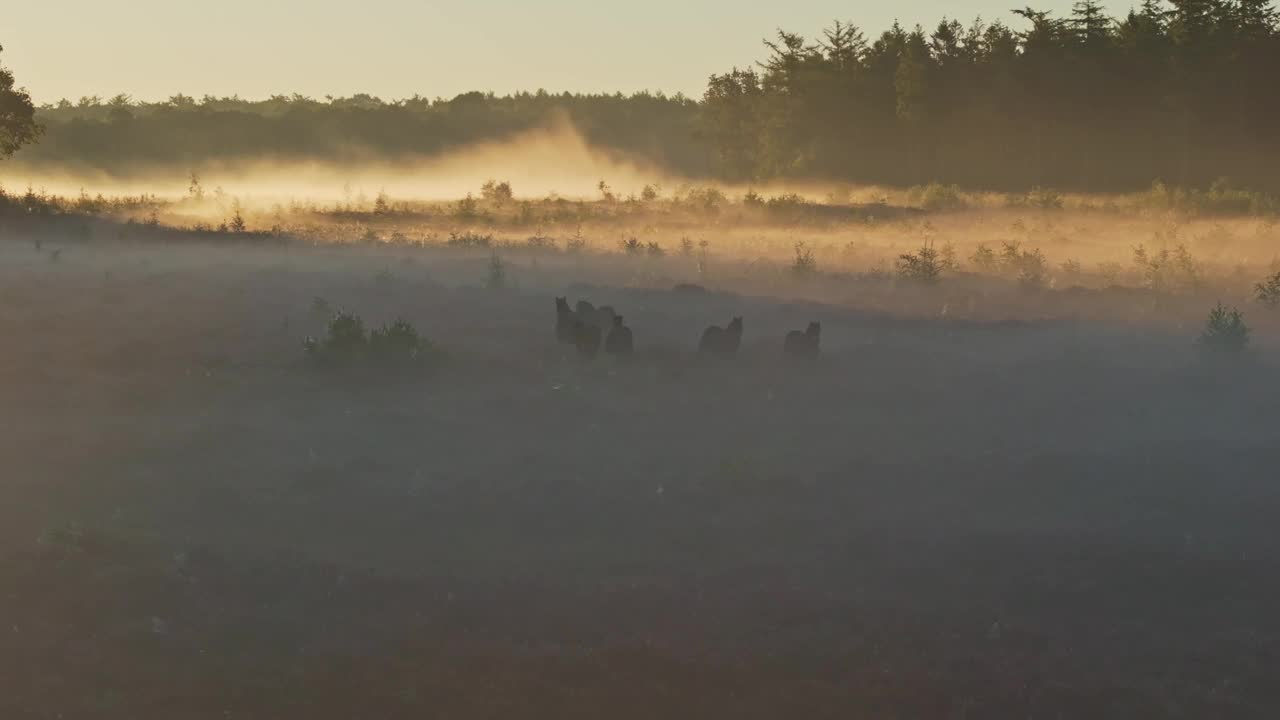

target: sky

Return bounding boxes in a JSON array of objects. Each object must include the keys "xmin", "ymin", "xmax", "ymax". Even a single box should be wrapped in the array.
[{"xmin": 4, "ymin": 0, "xmax": 1080, "ymax": 104}]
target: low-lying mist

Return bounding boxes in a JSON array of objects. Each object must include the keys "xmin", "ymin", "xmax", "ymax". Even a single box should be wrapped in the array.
[{"xmin": 2, "ymin": 116, "xmax": 684, "ymax": 204}]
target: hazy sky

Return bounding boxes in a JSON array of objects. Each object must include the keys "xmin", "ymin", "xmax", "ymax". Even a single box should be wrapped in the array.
[{"xmin": 5, "ymin": 1, "xmax": 1079, "ymax": 104}]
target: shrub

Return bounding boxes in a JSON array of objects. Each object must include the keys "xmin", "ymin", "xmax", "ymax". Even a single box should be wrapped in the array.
[
  {"xmin": 1131, "ymin": 242, "xmax": 1201, "ymax": 292},
  {"xmin": 1255, "ymin": 271, "xmax": 1280, "ymax": 307},
  {"xmin": 374, "ymin": 190, "xmax": 390, "ymax": 214},
  {"xmin": 1006, "ymin": 187, "xmax": 1063, "ymax": 209},
  {"xmin": 524, "ymin": 233, "xmax": 556, "ymax": 251},
  {"xmin": 742, "ymin": 189, "xmax": 764, "ymax": 207},
  {"xmin": 620, "ymin": 236, "xmax": 643, "ymax": 255},
  {"xmin": 446, "ymin": 230, "xmax": 492, "ymax": 248},
  {"xmin": 453, "ymin": 194, "xmax": 480, "ymax": 219},
  {"xmin": 684, "ymin": 187, "xmax": 726, "ymax": 213},
  {"xmin": 480, "ymin": 180, "xmax": 514, "ymax": 205},
  {"xmin": 229, "ymin": 204, "xmax": 247, "ymax": 233},
  {"xmin": 306, "ymin": 312, "xmax": 438, "ymax": 370},
  {"xmin": 996, "ymin": 241, "xmax": 1047, "ymax": 288},
  {"xmin": 486, "ymin": 253, "xmax": 506, "ymax": 289},
  {"xmin": 305, "ymin": 311, "xmax": 368, "ymax": 364},
  {"xmin": 792, "ymin": 241, "xmax": 817, "ymax": 277},
  {"xmin": 598, "ymin": 180, "xmax": 617, "ymax": 202},
  {"xmin": 765, "ymin": 193, "xmax": 806, "ymax": 215},
  {"xmin": 369, "ymin": 319, "xmax": 432, "ymax": 366},
  {"xmin": 896, "ymin": 241, "xmax": 943, "ymax": 284},
  {"xmin": 565, "ymin": 228, "xmax": 587, "ymax": 254},
  {"xmin": 645, "ymin": 241, "xmax": 666, "ymax": 258},
  {"xmin": 908, "ymin": 182, "xmax": 966, "ymax": 211},
  {"xmin": 1145, "ymin": 178, "xmax": 1278, "ymax": 216},
  {"xmin": 679, "ymin": 236, "xmax": 695, "ymax": 256},
  {"xmin": 970, "ymin": 244, "xmax": 998, "ymax": 272},
  {"xmin": 1199, "ymin": 303, "xmax": 1250, "ymax": 354},
  {"xmin": 640, "ymin": 184, "xmax": 660, "ymax": 202}
]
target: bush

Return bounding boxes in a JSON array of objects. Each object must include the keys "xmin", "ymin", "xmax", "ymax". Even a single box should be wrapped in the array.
[
  {"xmin": 970, "ymin": 244, "xmax": 998, "ymax": 272},
  {"xmin": 620, "ymin": 236, "xmax": 643, "ymax": 255},
  {"xmin": 792, "ymin": 241, "xmax": 817, "ymax": 277},
  {"xmin": 765, "ymin": 193, "xmax": 807, "ymax": 215},
  {"xmin": 446, "ymin": 230, "xmax": 492, "ymax": 248},
  {"xmin": 1131, "ymin": 242, "xmax": 1200, "ymax": 292},
  {"xmin": 1008, "ymin": 186, "xmax": 1064, "ymax": 210},
  {"xmin": 524, "ymin": 233, "xmax": 556, "ymax": 251},
  {"xmin": 1199, "ymin": 303, "xmax": 1250, "ymax": 354},
  {"xmin": 453, "ymin": 194, "xmax": 480, "ymax": 219},
  {"xmin": 369, "ymin": 319, "xmax": 432, "ymax": 366},
  {"xmin": 305, "ymin": 312, "xmax": 438, "ymax": 370},
  {"xmin": 640, "ymin": 184, "xmax": 660, "ymax": 202},
  {"xmin": 683, "ymin": 186, "xmax": 726, "ymax": 213},
  {"xmin": 480, "ymin": 179, "xmax": 514, "ymax": 205},
  {"xmin": 1146, "ymin": 178, "xmax": 1279, "ymax": 216},
  {"xmin": 908, "ymin": 182, "xmax": 966, "ymax": 211},
  {"xmin": 1255, "ymin": 271, "xmax": 1280, "ymax": 307},
  {"xmin": 305, "ymin": 311, "xmax": 368, "ymax": 365},
  {"xmin": 896, "ymin": 242, "xmax": 943, "ymax": 284},
  {"xmin": 645, "ymin": 241, "xmax": 666, "ymax": 258}
]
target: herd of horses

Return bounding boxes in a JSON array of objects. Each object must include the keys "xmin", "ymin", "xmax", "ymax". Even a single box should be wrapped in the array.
[{"xmin": 554, "ymin": 297, "xmax": 821, "ymax": 361}]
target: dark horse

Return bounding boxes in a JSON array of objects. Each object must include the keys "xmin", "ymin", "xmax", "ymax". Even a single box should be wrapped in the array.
[{"xmin": 698, "ymin": 316, "xmax": 743, "ymax": 356}]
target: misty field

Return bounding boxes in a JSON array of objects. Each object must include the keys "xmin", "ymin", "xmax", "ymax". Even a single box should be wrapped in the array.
[{"xmin": 3, "ymin": 194, "xmax": 1280, "ymax": 718}]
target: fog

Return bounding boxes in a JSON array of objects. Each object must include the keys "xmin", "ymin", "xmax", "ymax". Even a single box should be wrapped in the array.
[{"xmin": 5, "ymin": 143, "xmax": 1280, "ymax": 716}]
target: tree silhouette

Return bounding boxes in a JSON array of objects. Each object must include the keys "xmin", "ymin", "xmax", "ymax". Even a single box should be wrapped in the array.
[{"xmin": 0, "ymin": 45, "xmax": 41, "ymax": 159}]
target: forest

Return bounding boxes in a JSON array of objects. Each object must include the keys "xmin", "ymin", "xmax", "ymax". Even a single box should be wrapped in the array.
[{"xmin": 6, "ymin": 1, "xmax": 1280, "ymax": 192}]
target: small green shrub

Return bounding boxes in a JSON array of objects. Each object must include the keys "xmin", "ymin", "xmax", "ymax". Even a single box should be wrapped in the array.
[
  {"xmin": 453, "ymin": 194, "xmax": 480, "ymax": 219},
  {"xmin": 684, "ymin": 187, "xmax": 726, "ymax": 213},
  {"xmin": 369, "ymin": 319, "xmax": 433, "ymax": 366},
  {"xmin": 970, "ymin": 244, "xmax": 998, "ymax": 272},
  {"xmin": 1131, "ymin": 242, "xmax": 1201, "ymax": 292},
  {"xmin": 792, "ymin": 241, "xmax": 817, "ymax": 277},
  {"xmin": 306, "ymin": 313, "xmax": 439, "ymax": 370},
  {"xmin": 305, "ymin": 311, "xmax": 368, "ymax": 364},
  {"xmin": 1199, "ymin": 303, "xmax": 1250, "ymax": 354},
  {"xmin": 447, "ymin": 230, "xmax": 492, "ymax": 248},
  {"xmin": 896, "ymin": 242, "xmax": 943, "ymax": 284},
  {"xmin": 908, "ymin": 182, "xmax": 966, "ymax": 211},
  {"xmin": 1255, "ymin": 271, "xmax": 1280, "ymax": 307},
  {"xmin": 1007, "ymin": 187, "xmax": 1063, "ymax": 209},
  {"xmin": 765, "ymin": 193, "xmax": 807, "ymax": 215}
]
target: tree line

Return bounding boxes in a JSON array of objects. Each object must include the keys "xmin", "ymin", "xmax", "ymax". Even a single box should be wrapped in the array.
[
  {"xmin": 13, "ymin": 91, "xmax": 709, "ymax": 178},
  {"xmin": 702, "ymin": 1, "xmax": 1280, "ymax": 190},
  {"xmin": 5, "ymin": 2, "xmax": 1280, "ymax": 193}
]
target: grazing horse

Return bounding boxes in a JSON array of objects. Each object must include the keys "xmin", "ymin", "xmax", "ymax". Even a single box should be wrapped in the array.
[
  {"xmin": 574, "ymin": 320, "xmax": 602, "ymax": 359},
  {"xmin": 699, "ymin": 316, "xmax": 743, "ymax": 356},
  {"xmin": 605, "ymin": 315, "xmax": 634, "ymax": 356},
  {"xmin": 555, "ymin": 297, "xmax": 577, "ymax": 344},
  {"xmin": 784, "ymin": 321, "xmax": 821, "ymax": 360}
]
